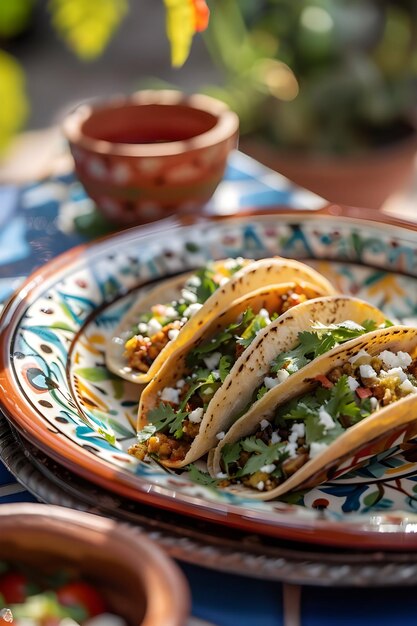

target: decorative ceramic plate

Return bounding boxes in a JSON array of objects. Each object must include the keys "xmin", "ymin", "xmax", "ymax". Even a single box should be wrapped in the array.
[
  {"xmin": 4, "ymin": 207, "xmax": 417, "ymax": 549},
  {"xmin": 4, "ymin": 415, "xmax": 417, "ymax": 587}
]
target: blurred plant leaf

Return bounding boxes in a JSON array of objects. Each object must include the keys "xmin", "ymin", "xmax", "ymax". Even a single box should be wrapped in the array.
[
  {"xmin": 0, "ymin": 51, "xmax": 28, "ymax": 154},
  {"xmin": 48, "ymin": 0, "xmax": 128, "ymax": 60},
  {"xmin": 0, "ymin": 0, "xmax": 34, "ymax": 38},
  {"xmin": 164, "ymin": 0, "xmax": 209, "ymax": 67}
]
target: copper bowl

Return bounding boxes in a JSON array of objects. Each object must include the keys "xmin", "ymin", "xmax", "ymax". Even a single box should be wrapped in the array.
[
  {"xmin": 0, "ymin": 503, "xmax": 190, "ymax": 626},
  {"xmin": 62, "ymin": 89, "xmax": 239, "ymax": 225}
]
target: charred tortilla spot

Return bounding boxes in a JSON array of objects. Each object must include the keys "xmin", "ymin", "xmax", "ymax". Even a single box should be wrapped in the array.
[
  {"xmin": 238, "ymin": 363, "xmax": 245, "ymax": 373},
  {"xmin": 226, "ymin": 380, "xmax": 232, "ymax": 389}
]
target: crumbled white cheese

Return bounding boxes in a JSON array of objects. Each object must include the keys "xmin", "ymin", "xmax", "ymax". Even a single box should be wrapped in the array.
[
  {"xmin": 258, "ymin": 308, "xmax": 271, "ymax": 324},
  {"xmin": 137, "ymin": 322, "xmax": 148, "ymax": 334},
  {"xmin": 285, "ymin": 442, "xmax": 298, "ymax": 458},
  {"xmin": 187, "ymin": 275, "xmax": 202, "ymax": 287},
  {"xmin": 181, "ymin": 288, "xmax": 198, "ymax": 303},
  {"xmin": 340, "ymin": 320, "xmax": 364, "ymax": 331},
  {"xmin": 379, "ymin": 350, "xmax": 412, "ymax": 370},
  {"xmin": 188, "ymin": 407, "xmax": 204, "ymax": 423},
  {"xmin": 359, "ymin": 364, "xmax": 378, "ymax": 379},
  {"xmin": 276, "ymin": 369, "xmax": 290, "ymax": 384},
  {"xmin": 349, "ymin": 349, "xmax": 371, "ymax": 365},
  {"xmin": 216, "ymin": 472, "xmax": 228, "ymax": 479},
  {"xmin": 160, "ymin": 387, "xmax": 180, "ymax": 404},
  {"xmin": 318, "ymin": 406, "xmax": 336, "ymax": 432},
  {"xmin": 385, "ymin": 367, "xmax": 407, "ymax": 382},
  {"xmin": 347, "ymin": 376, "xmax": 359, "ymax": 391},
  {"xmin": 370, "ymin": 397, "xmax": 379, "ymax": 410},
  {"xmin": 260, "ymin": 419, "xmax": 270, "ymax": 430},
  {"xmin": 216, "ymin": 431, "xmax": 225, "ymax": 440},
  {"xmin": 176, "ymin": 379, "xmax": 185, "ymax": 389},
  {"xmin": 211, "ymin": 370, "xmax": 220, "ymax": 380},
  {"xmin": 309, "ymin": 441, "xmax": 329, "ymax": 459},
  {"xmin": 397, "ymin": 351, "xmax": 413, "ymax": 368},
  {"xmin": 256, "ymin": 481, "xmax": 265, "ymax": 491},
  {"xmin": 224, "ymin": 257, "xmax": 242, "ymax": 269},
  {"xmin": 147, "ymin": 318, "xmax": 163, "ymax": 335},
  {"xmin": 163, "ymin": 306, "xmax": 177, "ymax": 319},
  {"xmin": 168, "ymin": 328, "xmax": 180, "ymax": 341},
  {"xmin": 400, "ymin": 379, "xmax": 417, "ymax": 394},
  {"xmin": 271, "ymin": 431, "xmax": 281, "ymax": 444},
  {"xmin": 183, "ymin": 302, "xmax": 203, "ymax": 318},
  {"xmin": 260, "ymin": 464, "xmax": 276, "ymax": 474},
  {"xmin": 264, "ymin": 376, "xmax": 280, "ymax": 390},
  {"xmin": 290, "ymin": 422, "xmax": 305, "ymax": 440},
  {"xmin": 203, "ymin": 351, "xmax": 222, "ymax": 370}
]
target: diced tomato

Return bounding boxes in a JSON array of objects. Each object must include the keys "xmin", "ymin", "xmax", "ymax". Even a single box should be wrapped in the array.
[
  {"xmin": 314, "ymin": 374, "xmax": 334, "ymax": 389},
  {"xmin": 356, "ymin": 387, "xmax": 373, "ymax": 399},
  {"xmin": 0, "ymin": 572, "xmax": 29, "ymax": 603},
  {"xmin": 57, "ymin": 581, "xmax": 106, "ymax": 618}
]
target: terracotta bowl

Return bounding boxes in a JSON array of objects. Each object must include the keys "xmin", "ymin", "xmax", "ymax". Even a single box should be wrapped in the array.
[
  {"xmin": 0, "ymin": 503, "xmax": 190, "ymax": 626},
  {"xmin": 62, "ymin": 90, "xmax": 240, "ymax": 225}
]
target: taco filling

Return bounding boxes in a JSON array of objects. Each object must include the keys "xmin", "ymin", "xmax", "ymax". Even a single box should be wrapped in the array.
[
  {"xmin": 129, "ymin": 285, "xmax": 312, "ymax": 463},
  {"xmin": 124, "ymin": 258, "xmax": 246, "ymax": 373},
  {"xmin": 254, "ymin": 318, "xmax": 392, "ymax": 402},
  {"xmin": 218, "ymin": 348, "xmax": 417, "ymax": 493}
]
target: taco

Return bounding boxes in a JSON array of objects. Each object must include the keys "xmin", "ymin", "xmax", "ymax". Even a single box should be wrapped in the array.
[
  {"xmin": 204, "ymin": 295, "xmax": 390, "ymax": 452},
  {"xmin": 209, "ymin": 326, "xmax": 417, "ymax": 500},
  {"xmin": 129, "ymin": 280, "xmax": 337, "ymax": 468},
  {"xmin": 106, "ymin": 257, "xmax": 252, "ymax": 383},
  {"xmin": 106, "ymin": 256, "xmax": 336, "ymax": 384}
]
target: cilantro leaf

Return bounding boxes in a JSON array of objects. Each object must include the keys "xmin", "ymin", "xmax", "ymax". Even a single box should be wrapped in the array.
[
  {"xmin": 257, "ymin": 385, "xmax": 268, "ymax": 400},
  {"xmin": 325, "ymin": 375, "xmax": 362, "ymax": 422},
  {"xmin": 238, "ymin": 436, "xmax": 287, "ymax": 477},
  {"xmin": 187, "ymin": 464, "xmax": 219, "ymax": 487},
  {"xmin": 219, "ymin": 355, "xmax": 232, "ymax": 382},
  {"xmin": 147, "ymin": 403, "xmax": 188, "ymax": 436},
  {"xmin": 237, "ymin": 312, "xmax": 269, "ymax": 349},
  {"xmin": 304, "ymin": 413, "xmax": 344, "ymax": 446},
  {"xmin": 221, "ymin": 441, "xmax": 242, "ymax": 472},
  {"xmin": 271, "ymin": 318, "xmax": 392, "ymax": 376},
  {"xmin": 189, "ymin": 267, "xmax": 219, "ymax": 303},
  {"xmin": 187, "ymin": 308, "xmax": 255, "ymax": 364}
]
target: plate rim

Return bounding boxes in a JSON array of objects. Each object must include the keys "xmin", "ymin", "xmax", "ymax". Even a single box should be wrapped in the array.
[{"xmin": 3, "ymin": 206, "xmax": 417, "ymax": 548}]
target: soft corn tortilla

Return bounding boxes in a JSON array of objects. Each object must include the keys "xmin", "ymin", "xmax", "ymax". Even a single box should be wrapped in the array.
[
  {"xmin": 209, "ymin": 326, "xmax": 417, "ymax": 500},
  {"xmin": 137, "ymin": 281, "xmax": 326, "ymax": 467},
  {"xmin": 106, "ymin": 256, "xmax": 337, "ymax": 384},
  {"xmin": 204, "ymin": 295, "xmax": 387, "ymax": 458}
]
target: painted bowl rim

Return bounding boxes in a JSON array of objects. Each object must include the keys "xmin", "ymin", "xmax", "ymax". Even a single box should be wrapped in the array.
[{"xmin": 62, "ymin": 89, "xmax": 240, "ymax": 158}]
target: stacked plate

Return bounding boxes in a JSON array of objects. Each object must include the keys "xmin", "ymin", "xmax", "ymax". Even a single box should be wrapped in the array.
[{"xmin": 3, "ymin": 209, "xmax": 417, "ymax": 585}]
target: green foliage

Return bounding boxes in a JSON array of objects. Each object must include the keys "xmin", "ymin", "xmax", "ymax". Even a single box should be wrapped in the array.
[
  {"xmin": 48, "ymin": 0, "xmax": 128, "ymax": 60},
  {"xmin": 204, "ymin": 0, "xmax": 417, "ymax": 155},
  {"xmin": 0, "ymin": 51, "xmax": 28, "ymax": 153},
  {"xmin": 0, "ymin": 0, "xmax": 34, "ymax": 38}
]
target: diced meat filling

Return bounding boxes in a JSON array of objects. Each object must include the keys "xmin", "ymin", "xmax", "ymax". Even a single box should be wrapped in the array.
[{"xmin": 124, "ymin": 321, "xmax": 182, "ymax": 373}]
